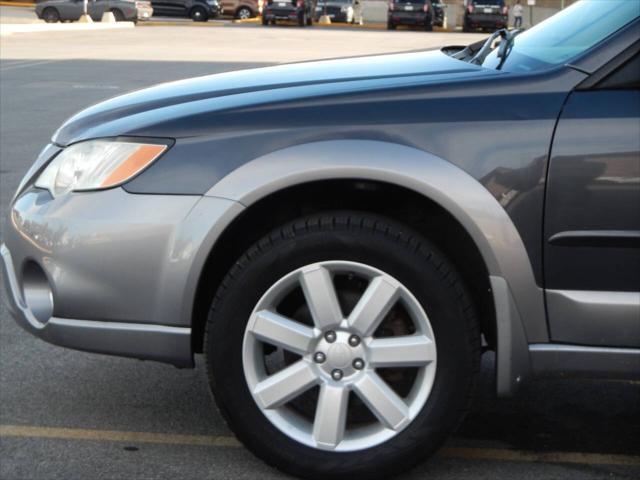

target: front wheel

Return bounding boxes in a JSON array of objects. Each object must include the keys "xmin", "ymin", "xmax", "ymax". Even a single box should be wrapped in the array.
[
  {"xmin": 236, "ymin": 6, "xmax": 252, "ymax": 19},
  {"xmin": 424, "ymin": 17, "xmax": 433, "ymax": 31},
  {"xmin": 111, "ymin": 9, "xmax": 125, "ymax": 21},
  {"xmin": 386, "ymin": 19, "xmax": 395, "ymax": 30},
  {"xmin": 190, "ymin": 6, "xmax": 208, "ymax": 21},
  {"xmin": 205, "ymin": 212, "xmax": 480, "ymax": 479},
  {"xmin": 42, "ymin": 7, "xmax": 60, "ymax": 23},
  {"xmin": 298, "ymin": 11, "xmax": 306, "ymax": 26}
]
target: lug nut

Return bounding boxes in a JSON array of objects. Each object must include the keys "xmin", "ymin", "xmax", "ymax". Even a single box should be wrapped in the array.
[
  {"xmin": 331, "ymin": 369, "xmax": 344, "ymax": 381},
  {"xmin": 324, "ymin": 331, "xmax": 337, "ymax": 343},
  {"xmin": 348, "ymin": 335, "xmax": 361, "ymax": 347},
  {"xmin": 313, "ymin": 352, "xmax": 326, "ymax": 364},
  {"xmin": 353, "ymin": 358, "xmax": 365, "ymax": 370}
]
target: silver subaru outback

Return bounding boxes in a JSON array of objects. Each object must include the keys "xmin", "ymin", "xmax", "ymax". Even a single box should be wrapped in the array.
[{"xmin": 2, "ymin": 1, "xmax": 639, "ymax": 478}]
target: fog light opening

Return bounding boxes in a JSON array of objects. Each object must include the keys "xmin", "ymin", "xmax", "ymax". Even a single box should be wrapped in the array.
[{"xmin": 21, "ymin": 262, "xmax": 54, "ymax": 325}]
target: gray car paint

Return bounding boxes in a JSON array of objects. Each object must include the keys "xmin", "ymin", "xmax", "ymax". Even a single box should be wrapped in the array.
[
  {"xmin": 50, "ymin": 50, "xmax": 588, "ymax": 286},
  {"xmin": 35, "ymin": 0, "xmax": 140, "ymax": 22}
]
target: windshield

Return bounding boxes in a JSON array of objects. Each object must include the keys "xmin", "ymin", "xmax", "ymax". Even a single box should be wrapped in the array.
[{"xmin": 482, "ymin": 0, "xmax": 640, "ymax": 72}]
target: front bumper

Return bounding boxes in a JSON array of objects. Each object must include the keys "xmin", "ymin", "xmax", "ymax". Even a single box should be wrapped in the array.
[
  {"xmin": 264, "ymin": 7, "xmax": 300, "ymax": 20},
  {"xmin": 390, "ymin": 12, "xmax": 429, "ymax": 25},
  {"xmin": 466, "ymin": 13, "xmax": 507, "ymax": 28},
  {"xmin": 136, "ymin": 7, "xmax": 154, "ymax": 20},
  {"xmin": 2, "ymin": 175, "xmax": 243, "ymax": 366}
]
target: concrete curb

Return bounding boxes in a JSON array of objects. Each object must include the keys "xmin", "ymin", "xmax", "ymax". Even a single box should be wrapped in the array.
[{"xmin": 0, "ymin": 21, "xmax": 135, "ymax": 36}]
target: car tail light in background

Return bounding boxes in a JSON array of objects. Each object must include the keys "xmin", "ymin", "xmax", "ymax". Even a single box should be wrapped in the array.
[
  {"xmin": 423, "ymin": 3, "xmax": 429, "ymax": 12},
  {"xmin": 296, "ymin": 0, "xmax": 303, "ymax": 7},
  {"xmin": 502, "ymin": 5, "xmax": 508, "ymax": 15},
  {"xmin": 467, "ymin": 4, "xmax": 474, "ymax": 13}
]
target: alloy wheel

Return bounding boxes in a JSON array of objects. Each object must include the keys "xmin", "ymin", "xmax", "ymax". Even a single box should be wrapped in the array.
[{"xmin": 242, "ymin": 261, "xmax": 437, "ymax": 452}]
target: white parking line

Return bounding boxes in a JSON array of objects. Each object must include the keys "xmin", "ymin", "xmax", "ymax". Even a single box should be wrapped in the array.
[
  {"xmin": 2, "ymin": 424, "xmax": 639, "ymax": 467},
  {"xmin": 0, "ymin": 60, "xmax": 58, "ymax": 71}
]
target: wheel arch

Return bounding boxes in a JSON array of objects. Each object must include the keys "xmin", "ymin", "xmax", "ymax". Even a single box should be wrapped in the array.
[{"xmin": 191, "ymin": 139, "xmax": 544, "ymax": 395}]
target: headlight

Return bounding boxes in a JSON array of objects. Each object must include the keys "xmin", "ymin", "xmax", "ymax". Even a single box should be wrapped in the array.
[
  {"xmin": 341, "ymin": 5, "xmax": 352, "ymax": 12},
  {"xmin": 35, "ymin": 140, "xmax": 167, "ymax": 198}
]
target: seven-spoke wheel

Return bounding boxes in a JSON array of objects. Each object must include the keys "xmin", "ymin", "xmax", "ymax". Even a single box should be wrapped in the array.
[
  {"xmin": 205, "ymin": 212, "xmax": 479, "ymax": 479},
  {"xmin": 242, "ymin": 261, "xmax": 437, "ymax": 451}
]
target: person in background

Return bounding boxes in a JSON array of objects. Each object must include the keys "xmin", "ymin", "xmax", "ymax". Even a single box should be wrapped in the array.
[{"xmin": 513, "ymin": 0, "xmax": 524, "ymax": 28}]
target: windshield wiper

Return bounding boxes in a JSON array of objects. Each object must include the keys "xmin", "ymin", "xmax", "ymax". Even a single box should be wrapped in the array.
[
  {"xmin": 495, "ymin": 28, "xmax": 524, "ymax": 70},
  {"xmin": 469, "ymin": 28, "xmax": 524, "ymax": 68},
  {"xmin": 469, "ymin": 29, "xmax": 508, "ymax": 66}
]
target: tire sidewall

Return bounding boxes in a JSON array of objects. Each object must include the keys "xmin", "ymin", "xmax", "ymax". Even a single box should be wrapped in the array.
[
  {"xmin": 43, "ymin": 8, "xmax": 59, "ymax": 22},
  {"xmin": 237, "ymin": 7, "xmax": 252, "ymax": 19},
  {"xmin": 206, "ymin": 215, "xmax": 477, "ymax": 478}
]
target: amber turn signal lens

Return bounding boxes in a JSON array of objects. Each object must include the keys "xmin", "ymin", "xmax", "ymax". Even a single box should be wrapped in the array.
[{"xmin": 100, "ymin": 144, "xmax": 167, "ymax": 188}]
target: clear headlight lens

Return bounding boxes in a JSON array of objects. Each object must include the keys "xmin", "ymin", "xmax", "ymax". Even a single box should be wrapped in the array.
[{"xmin": 35, "ymin": 140, "xmax": 167, "ymax": 198}]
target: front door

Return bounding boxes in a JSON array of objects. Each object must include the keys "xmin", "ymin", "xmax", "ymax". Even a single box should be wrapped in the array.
[{"xmin": 544, "ymin": 49, "xmax": 640, "ymax": 347}]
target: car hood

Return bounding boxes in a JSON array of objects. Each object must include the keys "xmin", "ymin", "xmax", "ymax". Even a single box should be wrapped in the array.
[{"xmin": 53, "ymin": 49, "xmax": 494, "ymax": 146}]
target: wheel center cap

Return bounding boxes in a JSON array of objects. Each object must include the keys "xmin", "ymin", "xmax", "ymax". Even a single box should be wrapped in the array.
[{"xmin": 327, "ymin": 343, "xmax": 352, "ymax": 368}]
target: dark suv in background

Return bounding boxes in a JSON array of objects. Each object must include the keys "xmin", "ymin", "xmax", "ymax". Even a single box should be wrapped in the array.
[
  {"xmin": 262, "ymin": 0, "xmax": 315, "ymax": 25},
  {"xmin": 463, "ymin": 0, "xmax": 508, "ymax": 31},
  {"xmin": 151, "ymin": 0, "xmax": 222, "ymax": 21},
  {"xmin": 431, "ymin": 0, "xmax": 444, "ymax": 26},
  {"xmin": 387, "ymin": 0, "xmax": 434, "ymax": 30}
]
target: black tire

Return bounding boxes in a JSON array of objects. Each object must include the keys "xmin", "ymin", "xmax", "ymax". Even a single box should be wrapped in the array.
[
  {"xmin": 205, "ymin": 212, "xmax": 480, "ymax": 480},
  {"xmin": 111, "ymin": 9, "xmax": 125, "ymax": 21},
  {"xmin": 261, "ymin": 14, "xmax": 268, "ymax": 25},
  {"xmin": 424, "ymin": 14, "xmax": 433, "ymax": 31},
  {"xmin": 463, "ymin": 17, "xmax": 471, "ymax": 32},
  {"xmin": 190, "ymin": 6, "xmax": 208, "ymax": 21},
  {"xmin": 42, "ymin": 7, "xmax": 60, "ymax": 23},
  {"xmin": 387, "ymin": 19, "xmax": 395, "ymax": 30},
  {"xmin": 236, "ymin": 6, "xmax": 253, "ymax": 19},
  {"xmin": 306, "ymin": 14, "xmax": 312, "ymax": 26},
  {"xmin": 298, "ymin": 11, "xmax": 306, "ymax": 27}
]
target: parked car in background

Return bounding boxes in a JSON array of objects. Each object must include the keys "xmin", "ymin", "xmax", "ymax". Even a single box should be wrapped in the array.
[
  {"xmin": 35, "ymin": 0, "xmax": 152, "ymax": 22},
  {"xmin": 220, "ymin": 0, "xmax": 258, "ymax": 19},
  {"xmin": 387, "ymin": 0, "xmax": 434, "ymax": 30},
  {"xmin": 261, "ymin": 0, "xmax": 315, "ymax": 26},
  {"xmin": 463, "ymin": 0, "xmax": 508, "ymax": 31},
  {"xmin": 431, "ymin": 0, "xmax": 444, "ymax": 26},
  {"xmin": 151, "ymin": 0, "xmax": 221, "ymax": 21},
  {"xmin": 313, "ymin": 0, "xmax": 362, "ymax": 24}
]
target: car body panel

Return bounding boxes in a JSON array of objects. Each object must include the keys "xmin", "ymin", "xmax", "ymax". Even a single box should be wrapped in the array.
[
  {"xmin": 464, "ymin": 0, "xmax": 507, "ymax": 30},
  {"xmin": 388, "ymin": 0, "xmax": 432, "ymax": 28},
  {"xmin": 51, "ymin": 49, "xmax": 587, "ymax": 287},
  {"xmin": 151, "ymin": 0, "xmax": 221, "ymax": 18},
  {"xmin": 203, "ymin": 139, "xmax": 547, "ymax": 347},
  {"xmin": 1, "ymin": 189, "xmax": 244, "ymax": 366},
  {"xmin": 220, "ymin": 0, "xmax": 258, "ymax": 17},
  {"xmin": 35, "ymin": 0, "xmax": 140, "ymax": 21},
  {"xmin": 313, "ymin": 0, "xmax": 362, "ymax": 24},
  {"xmin": 262, "ymin": 0, "xmax": 315, "ymax": 22}
]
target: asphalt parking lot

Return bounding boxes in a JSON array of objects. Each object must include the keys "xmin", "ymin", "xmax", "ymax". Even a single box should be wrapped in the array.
[{"xmin": 1, "ymin": 22, "xmax": 639, "ymax": 480}]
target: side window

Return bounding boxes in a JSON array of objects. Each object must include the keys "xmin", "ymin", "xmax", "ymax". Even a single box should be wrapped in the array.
[{"xmin": 597, "ymin": 52, "xmax": 640, "ymax": 90}]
